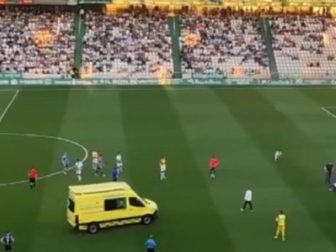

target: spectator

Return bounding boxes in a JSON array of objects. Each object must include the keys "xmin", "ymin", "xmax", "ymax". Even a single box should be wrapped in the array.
[
  {"xmin": 270, "ymin": 14, "xmax": 336, "ymax": 79},
  {"xmin": 180, "ymin": 9, "xmax": 270, "ymax": 79},
  {"xmin": 82, "ymin": 7, "xmax": 173, "ymax": 79},
  {"xmin": 0, "ymin": 7, "xmax": 75, "ymax": 77}
]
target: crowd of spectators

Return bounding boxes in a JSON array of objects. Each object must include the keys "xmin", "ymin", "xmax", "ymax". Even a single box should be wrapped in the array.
[
  {"xmin": 270, "ymin": 14, "xmax": 336, "ymax": 79},
  {"xmin": 82, "ymin": 6, "xmax": 173, "ymax": 79},
  {"xmin": 180, "ymin": 8, "xmax": 270, "ymax": 79},
  {"xmin": 0, "ymin": 7, "xmax": 75, "ymax": 77},
  {"xmin": 2, "ymin": 6, "xmax": 336, "ymax": 81}
]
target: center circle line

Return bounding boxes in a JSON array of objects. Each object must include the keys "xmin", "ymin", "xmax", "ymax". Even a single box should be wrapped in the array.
[{"xmin": 0, "ymin": 132, "xmax": 88, "ymax": 187}]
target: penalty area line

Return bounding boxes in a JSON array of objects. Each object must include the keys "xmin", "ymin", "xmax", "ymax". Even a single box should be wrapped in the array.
[{"xmin": 321, "ymin": 107, "xmax": 336, "ymax": 120}]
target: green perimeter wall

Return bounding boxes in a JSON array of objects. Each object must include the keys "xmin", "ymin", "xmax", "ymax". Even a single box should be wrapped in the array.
[{"xmin": 1, "ymin": 78, "xmax": 336, "ymax": 85}]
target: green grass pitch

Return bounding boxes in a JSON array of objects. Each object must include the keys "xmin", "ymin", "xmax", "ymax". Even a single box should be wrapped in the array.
[{"xmin": 0, "ymin": 86, "xmax": 336, "ymax": 252}]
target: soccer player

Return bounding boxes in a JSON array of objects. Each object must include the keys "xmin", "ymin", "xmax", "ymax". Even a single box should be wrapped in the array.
[
  {"xmin": 329, "ymin": 182, "xmax": 336, "ymax": 192},
  {"xmin": 160, "ymin": 156, "xmax": 167, "ymax": 180},
  {"xmin": 1, "ymin": 232, "xmax": 14, "ymax": 251},
  {"xmin": 209, "ymin": 156, "xmax": 219, "ymax": 179},
  {"xmin": 61, "ymin": 152, "xmax": 70, "ymax": 173},
  {"xmin": 111, "ymin": 167, "xmax": 118, "ymax": 182},
  {"xmin": 96, "ymin": 154, "xmax": 106, "ymax": 177},
  {"xmin": 240, "ymin": 187, "xmax": 253, "ymax": 212},
  {"xmin": 92, "ymin": 150, "xmax": 99, "ymax": 173},
  {"xmin": 75, "ymin": 159, "xmax": 84, "ymax": 182},
  {"xmin": 145, "ymin": 235, "xmax": 157, "ymax": 252},
  {"xmin": 116, "ymin": 152, "xmax": 123, "ymax": 173},
  {"xmin": 274, "ymin": 210, "xmax": 286, "ymax": 241},
  {"xmin": 28, "ymin": 167, "xmax": 38, "ymax": 189},
  {"xmin": 324, "ymin": 162, "xmax": 334, "ymax": 186},
  {"xmin": 274, "ymin": 150, "xmax": 282, "ymax": 162}
]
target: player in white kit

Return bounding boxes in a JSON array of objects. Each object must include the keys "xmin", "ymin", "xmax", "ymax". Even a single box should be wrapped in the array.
[
  {"xmin": 160, "ymin": 157, "xmax": 167, "ymax": 181},
  {"xmin": 92, "ymin": 151, "xmax": 98, "ymax": 172},
  {"xmin": 116, "ymin": 152, "xmax": 123, "ymax": 173},
  {"xmin": 274, "ymin": 150, "xmax": 283, "ymax": 161},
  {"xmin": 75, "ymin": 159, "xmax": 84, "ymax": 182}
]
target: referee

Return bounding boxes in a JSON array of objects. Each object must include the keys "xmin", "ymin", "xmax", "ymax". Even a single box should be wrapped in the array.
[
  {"xmin": 1, "ymin": 232, "xmax": 15, "ymax": 251},
  {"xmin": 240, "ymin": 187, "xmax": 253, "ymax": 212}
]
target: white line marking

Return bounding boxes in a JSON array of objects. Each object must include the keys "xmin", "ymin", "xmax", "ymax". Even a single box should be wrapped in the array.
[
  {"xmin": 321, "ymin": 107, "xmax": 336, "ymax": 119},
  {"xmin": 0, "ymin": 132, "xmax": 89, "ymax": 187},
  {"xmin": 0, "ymin": 90, "xmax": 19, "ymax": 124}
]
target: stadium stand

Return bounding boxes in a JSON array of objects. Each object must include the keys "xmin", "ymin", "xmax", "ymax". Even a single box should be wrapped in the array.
[
  {"xmin": 270, "ymin": 14, "xmax": 336, "ymax": 79},
  {"xmin": 0, "ymin": 7, "xmax": 75, "ymax": 77},
  {"xmin": 82, "ymin": 6, "xmax": 173, "ymax": 79},
  {"xmin": 1, "ymin": 5, "xmax": 336, "ymax": 82},
  {"xmin": 180, "ymin": 8, "xmax": 270, "ymax": 79}
]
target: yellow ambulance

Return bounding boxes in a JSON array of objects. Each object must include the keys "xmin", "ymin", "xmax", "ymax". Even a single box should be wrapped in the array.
[{"xmin": 67, "ymin": 182, "xmax": 158, "ymax": 233}]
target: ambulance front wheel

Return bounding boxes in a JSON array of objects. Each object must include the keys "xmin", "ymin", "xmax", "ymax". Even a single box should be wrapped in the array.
[
  {"xmin": 88, "ymin": 223, "xmax": 99, "ymax": 234},
  {"xmin": 142, "ymin": 215, "xmax": 152, "ymax": 225}
]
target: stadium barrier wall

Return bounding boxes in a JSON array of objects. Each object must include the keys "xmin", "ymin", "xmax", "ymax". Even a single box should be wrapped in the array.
[{"xmin": 1, "ymin": 78, "xmax": 336, "ymax": 85}]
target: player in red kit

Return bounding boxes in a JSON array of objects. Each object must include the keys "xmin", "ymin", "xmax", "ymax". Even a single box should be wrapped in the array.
[
  {"xmin": 209, "ymin": 156, "xmax": 219, "ymax": 179},
  {"xmin": 28, "ymin": 168, "xmax": 38, "ymax": 189}
]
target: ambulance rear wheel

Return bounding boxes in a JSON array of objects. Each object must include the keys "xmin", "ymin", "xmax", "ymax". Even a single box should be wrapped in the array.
[
  {"xmin": 142, "ymin": 215, "xmax": 152, "ymax": 225},
  {"xmin": 88, "ymin": 223, "xmax": 99, "ymax": 234}
]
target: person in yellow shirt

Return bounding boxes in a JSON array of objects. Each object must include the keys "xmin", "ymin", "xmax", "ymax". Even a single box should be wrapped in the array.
[{"xmin": 274, "ymin": 210, "xmax": 286, "ymax": 241}]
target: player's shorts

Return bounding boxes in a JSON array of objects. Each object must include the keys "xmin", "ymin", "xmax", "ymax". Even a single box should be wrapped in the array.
[
  {"xmin": 210, "ymin": 168, "xmax": 216, "ymax": 174},
  {"xmin": 92, "ymin": 160, "xmax": 98, "ymax": 170},
  {"xmin": 4, "ymin": 244, "xmax": 12, "ymax": 251},
  {"xmin": 29, "ymin": 177, "xmax": 36, "ymax": 183},
  {"xmin": 76, "ymin": 170, "xmax": 82, "ymax": 175},
  {"xmin": 117, "ymin": 162, "xmax": 123, "ymax": 168},
  {"xmin": 276, "ymin": 225, "xmax": 285, "ymax": 233}
]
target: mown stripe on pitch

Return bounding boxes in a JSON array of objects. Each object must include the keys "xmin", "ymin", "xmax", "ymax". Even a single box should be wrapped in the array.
[
  {"xmin": 168, "ymin": 88, "xmax": 336, "ymax": 251},
  {"xmin": 215, "ymin": 88, "xmax": 336, "ymax": 248},
  {"xmin": 299, "ymin": 88, "xmax": 336, "ymax": 112},
  {"xmin": 0, "ymin": 90, "xmax": 71, "ymax": 252},
  {"xmin": 120, "ymin": 88, "xmax": 236, "ymax": 252},
  {"xmin": 167, "ymin": 88, "xmax": 298, "ymax": 251},
  {"xmin": 29, "ymin": 90, "xmax": 145, "ymax": 252},
  {"xmin": 259, "ymin": 88, "xmax": 336, "ymax": 164}
]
